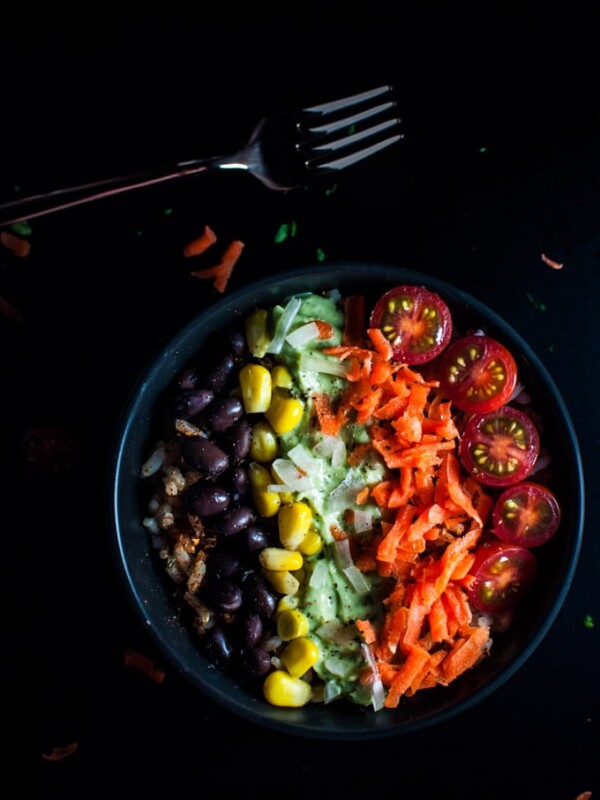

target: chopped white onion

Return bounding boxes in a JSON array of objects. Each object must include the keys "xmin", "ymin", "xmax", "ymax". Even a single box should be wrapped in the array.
[
  {"xmin": 140, "ymin": 444, "xmax": 166, "ymax": 477},
  {"xmin": 323, "ymin": 680, "xmax": 343, "ymax": 704},
  {"xmin": 266, "ymin": 484, "xmax": 292, "ymax": 493},
  {"xmin": 316, "ymin": 620, "xmax": 357, "ymax": 644},
  {"xmin": 333, "ymin": 539, "xmax": 371, "ymax": 593},
  {"xmin": 353, "ymin": 509, "xmax": 374, "ymax": 533},
  {"xmin": 287, "ymin": 444, "xmax": 323, "ymax": 480},
  {"xmin": 343, "ymin": 565, "xmax": 371, "ymax": 593},
  {"xmin": 271, "ymin": 458, "xmax": 313, "ymax": 491},
  {"xmin": 361, "ymin": 644, "xmax": 386, "ymax": 712},
  {"xmin": 528, "ymin": 453, "xmax": 552, "ymax": 475},
  {"xmin": 324, "ymin": 657, "xmax": 349, "ymax": 678},
  {"xmin": 285, "ymin": 321, "xmax": 321, "ymax": 348},
  {"xmin": 328, "ymin": 473, "xmax": 364, "ymax": 511},
  {"xmin": 266, "ymin": 296, "xmax": 302, "ymax": 354},
  {"xmin": 313, "ymin": 434, "xmax": 347, "ymax": 467},
  {"xmin": 298, "ymin": 353, "xmax": 348, "ymax": 377},
  {"xmin": 308, "ymin": 559, "xmax": 329, "ymax": 590}
]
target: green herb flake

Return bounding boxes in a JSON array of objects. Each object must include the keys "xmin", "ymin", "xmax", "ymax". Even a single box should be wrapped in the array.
[
  {"xmin": 348, "ymin": 123, "xmax": 357, "ymax": 135},
  {"xmin": 583, "ymin": 614, "xmax": 594, "ymax": 629},
  {"xmin": 525, "ymin": 291, "xmax": 548, "ymax": 312},
  {"xmin": 274, "ymin": 221, "xmax": 297, "ymax": 244},
  {"xmin": 10, "ymin": 220, "xmax": 32, "ymax": 236},
  {"xmin": 13, "ymin": 184, "xmax": 20, "ymax": 194},
  {"xmin": 163, "ymin": 208, "xmax": 173, "ymax": 216},
  {"xmin": 325, "ymin": 184, "xmax": 338, "ymax": 197},
  {"xmin": 478, "ymin": 146, "xmax": 488, "ymax": 154},
  {"xmin": 544, "ymin": 343, "xmax": 555, "ymax": 353},
  {"xmin": 316, "ymin": 248, "xmax": 326, "ymax": 262}
]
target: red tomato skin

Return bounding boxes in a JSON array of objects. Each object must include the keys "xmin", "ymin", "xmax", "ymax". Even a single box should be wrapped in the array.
[
  {"xmin": 369, "ymin": 285, "xmax": 452, "ymax": 365},
  {"xmin": 491, "ymin": 481, "xmax": 561, "ymax": 547},
  {"xmin": 438, "ymin": 334, "xmax": 518, "ymax": 414},
  {"xmin": 467, "ymin": 538, "xmax": 537, "ymax": 614},
  {"xmin": 459, "ymin": 405, "xmax": 540, "ymax": 488}
]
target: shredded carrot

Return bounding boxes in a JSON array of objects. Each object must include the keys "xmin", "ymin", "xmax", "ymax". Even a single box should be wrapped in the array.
[
  {"xmin": 1, "ymin": 230, "xmax": 31, "ymax": 257},
  {"xmin": 190, "ymin": 239, "xmax": 244, "ymax": 293},
  {"xmin": 0, "ymin": 294, "xmax": 24, "ymax": 322},
  {"xmin": 183, "ymin": 224, "xmax": 217, "ymax": 257},
  {"xmin": 320, "ymin": 325, "xmax": 493, "ymax": 705}
]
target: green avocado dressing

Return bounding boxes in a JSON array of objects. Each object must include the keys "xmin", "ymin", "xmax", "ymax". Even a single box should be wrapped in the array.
[{"xmin": 268, "ymin": 292, "xmax": 391, "ymax": 707}]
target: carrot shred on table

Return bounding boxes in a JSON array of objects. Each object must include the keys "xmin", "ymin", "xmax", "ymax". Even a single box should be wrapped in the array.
[
  {"xmin": 190, "ymin": 239, "xmax": 244, "ymax": 293},
  {"xmin": 183, "ymin": 224, "xmax": 217, "ymax": 257},
  {"xmin": 321, "ymin": 329, "xmax": 493, "ymax": 704},
  {"xmin": 1, "ymin": 230, "xmax": 31, "ymax": 257}
]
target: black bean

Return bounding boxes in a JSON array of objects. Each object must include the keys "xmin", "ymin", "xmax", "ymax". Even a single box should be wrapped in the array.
[
  {"xmin": 239, "ymin": 646, "xmax": 272, "ymax": 679},
  {"xmin": 205, "ymin": 396, "xmax": 244, "ymax": 433},
  {"xmin": 203, "ymin": 354, "xmax": 236, "ymax": 395},
  {"xmin": 176, "ymin": 367, "xmax": 199, "ymax": 390},
  {"xmin": 242, "ymin": 572, "xmax": 278, "ymax": 619},
  {"xmin": 237, "ymin": 612, "xmax": 263, "ymax": 648},
  {"xmin": 224, "ymin": 465, "xmax": 249, "ymax": 501},
  {"xmin": 214, "ymin": 505, "xmax": 256, "ymax": 537},
  {"xmin": 206, "ymin": 550, "xmax": 241, "ymax": 580},
  {"xmin": 223, "ymin": 329, "xmax": 247, "ymax": 358},
  {"xmin": 220, "ymin": 416, "xmax": 251, "ymax": 463},
  {"xmin": 182, "ymin": 482, "xmax": 230, "ymax": 517},
  {"xmin": 180, "ymin": 437, "xmax": 229, "ymax": 477},
  {"xmin": 170, "ymin": 388, "xmax": 214, "ymax": 419},
  {"xmin": 236, "ymin": 524, "xmax": 270, "ymax": 555},
  {"xmin": 202, "ymin": 578, "xmax": 243, "ymax": 613},
  {"xmin": 202, "ymin": 626, "xmax": 235, "ymax": 671}
]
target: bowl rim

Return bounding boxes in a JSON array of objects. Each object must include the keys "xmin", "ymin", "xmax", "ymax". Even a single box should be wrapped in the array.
[{"xmin": 107, "ymin": 260, "xmax": 585, "ymax": 739}]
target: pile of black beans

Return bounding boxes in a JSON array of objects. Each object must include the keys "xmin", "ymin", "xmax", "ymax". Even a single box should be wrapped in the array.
[{"xmin": 164, "ymin": 327, "xmax": 280, "ymax": 685}]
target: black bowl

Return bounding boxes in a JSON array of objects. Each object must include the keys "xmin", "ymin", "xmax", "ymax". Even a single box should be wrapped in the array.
[{"xmin": 108, "ymin": 262, "xmax": 584, "ymax": 739}]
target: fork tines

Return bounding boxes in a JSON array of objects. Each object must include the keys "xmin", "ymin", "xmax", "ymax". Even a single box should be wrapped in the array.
[{"xmin": 300, "ymin": 85, "xmax": 403, "ymax": 172}]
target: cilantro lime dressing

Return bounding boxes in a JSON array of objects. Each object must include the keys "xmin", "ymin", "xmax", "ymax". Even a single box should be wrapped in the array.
[{"xmin": 270, "ymin": 292, "xmax": 390, "ymax": 706}]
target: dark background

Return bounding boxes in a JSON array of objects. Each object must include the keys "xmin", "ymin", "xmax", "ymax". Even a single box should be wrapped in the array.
[{"xmin": 1, "ymin": 8, "xmax": 598, "ymax": 798}]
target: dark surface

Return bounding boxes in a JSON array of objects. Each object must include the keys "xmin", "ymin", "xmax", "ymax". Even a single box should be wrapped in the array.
[{"xmin": 2, "ymin": 10, "xmax": 598, "ymax": 799}]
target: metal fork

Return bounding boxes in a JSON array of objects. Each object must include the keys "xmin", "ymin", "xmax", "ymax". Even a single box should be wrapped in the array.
[{"xmin": 0, "ymin": 86, "xmax": 402, "ymax": 226}]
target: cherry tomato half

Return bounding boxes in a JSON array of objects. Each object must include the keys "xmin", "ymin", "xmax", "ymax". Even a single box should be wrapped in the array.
[
  {"xmin": 460, "ymin": 405, "xmax": 540, "ymax": 487},
  {"xmin": 491, "ymin": 481, "xmax": 561, "ymax": 547},
  {"xmin": 438, "ymin": 334, "xmax": 518, "ymax": 414},
  {"xmin": 467, "ymin": 538, "xmax": 537, "ymax": 614},
  {"xmin": 369, "ymin": 285, "xmax": 452, "ymax": 364}
]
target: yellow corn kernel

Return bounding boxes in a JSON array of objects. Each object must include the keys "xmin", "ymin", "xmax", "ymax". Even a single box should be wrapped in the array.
[
  {"xmin": 239, "ymin": 364, "xmax": 272, "ymax": 414},
  {"xmin": 248, "ymin": 462, "xmax": 281, "ymax": 517},
  {"xmin": 263, "ymin": 569, "xmax": 300, "ymax": 595},
  {"xmin": 245, "ymin": 308, "xmax": 271, "ymax": 358},
  {"xmin": 281, "ymin": 637, "xmax": 320, "ymax": 678},
  {"xmin": 271, "ymin": 365, "xmax": 293, "ymax": 389},
  {"xmin": 259, "ymin": 547, "xmax": 303, "ymax": 572},
  {"xmin": 276, "ymin": 594, "xmax": 299, "ymax": 617},
  {"xmin": 278, "ymin": 501, "xmax": 312, "ymax": 550},
  {"xmin": 298, "ymin": 529, "xmax": 323, "ymax": 557},
  {"xmin": 277, "ymin": 608, "xmax": 309, "ymax": 640},
  {"xmin": 249, "ymin": 420, "xmax": 278, "ymax": 462},
  {"xmin": 263, "ymin": 670, "xmax": 312, "ymax": 707},
  {"xmin": 265, "ymin": 393, "xmax": 304, "ymax": 434}
]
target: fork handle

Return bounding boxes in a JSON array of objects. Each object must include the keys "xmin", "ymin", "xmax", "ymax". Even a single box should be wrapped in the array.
[{"xmin": 0, "ymin": 158, "xmax": 219, "ymax": 227}]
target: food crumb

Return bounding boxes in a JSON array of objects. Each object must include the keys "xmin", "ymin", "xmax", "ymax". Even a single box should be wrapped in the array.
[
  {"xmin": 0, "ymin": 295, "xmax": 24, "ymax": 322},
  {"xmin": 274, "ymin": 221, "xmax": 297, "ymax": 243},
  {"xmin": 41, "ymin": 743, "xmax": 78, "ymax": 762},
  {"xmin": 524, "ymin": 291, "xmax": 547, "ymax": 312},
  {"xmin": 574, "ymin": 792, "xmax": 592, "ymax": 800},
  {"xmin": 123, "ymin": 649, "xmax": 166, "ymax": 684},
  {"xmin": 541, "ymin": 252, "xmax": 564, "ymax": 270},
  {"xmin": 0, "ymin": 230, "xmax": 31, "ymax": 257},
  {"xmin": 583, "ymin": 614, "xmax": 594, "ymax": 629},
  {"xmin": 316, "ymin": 248, "xmax": 326, "ymax": 262}
]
